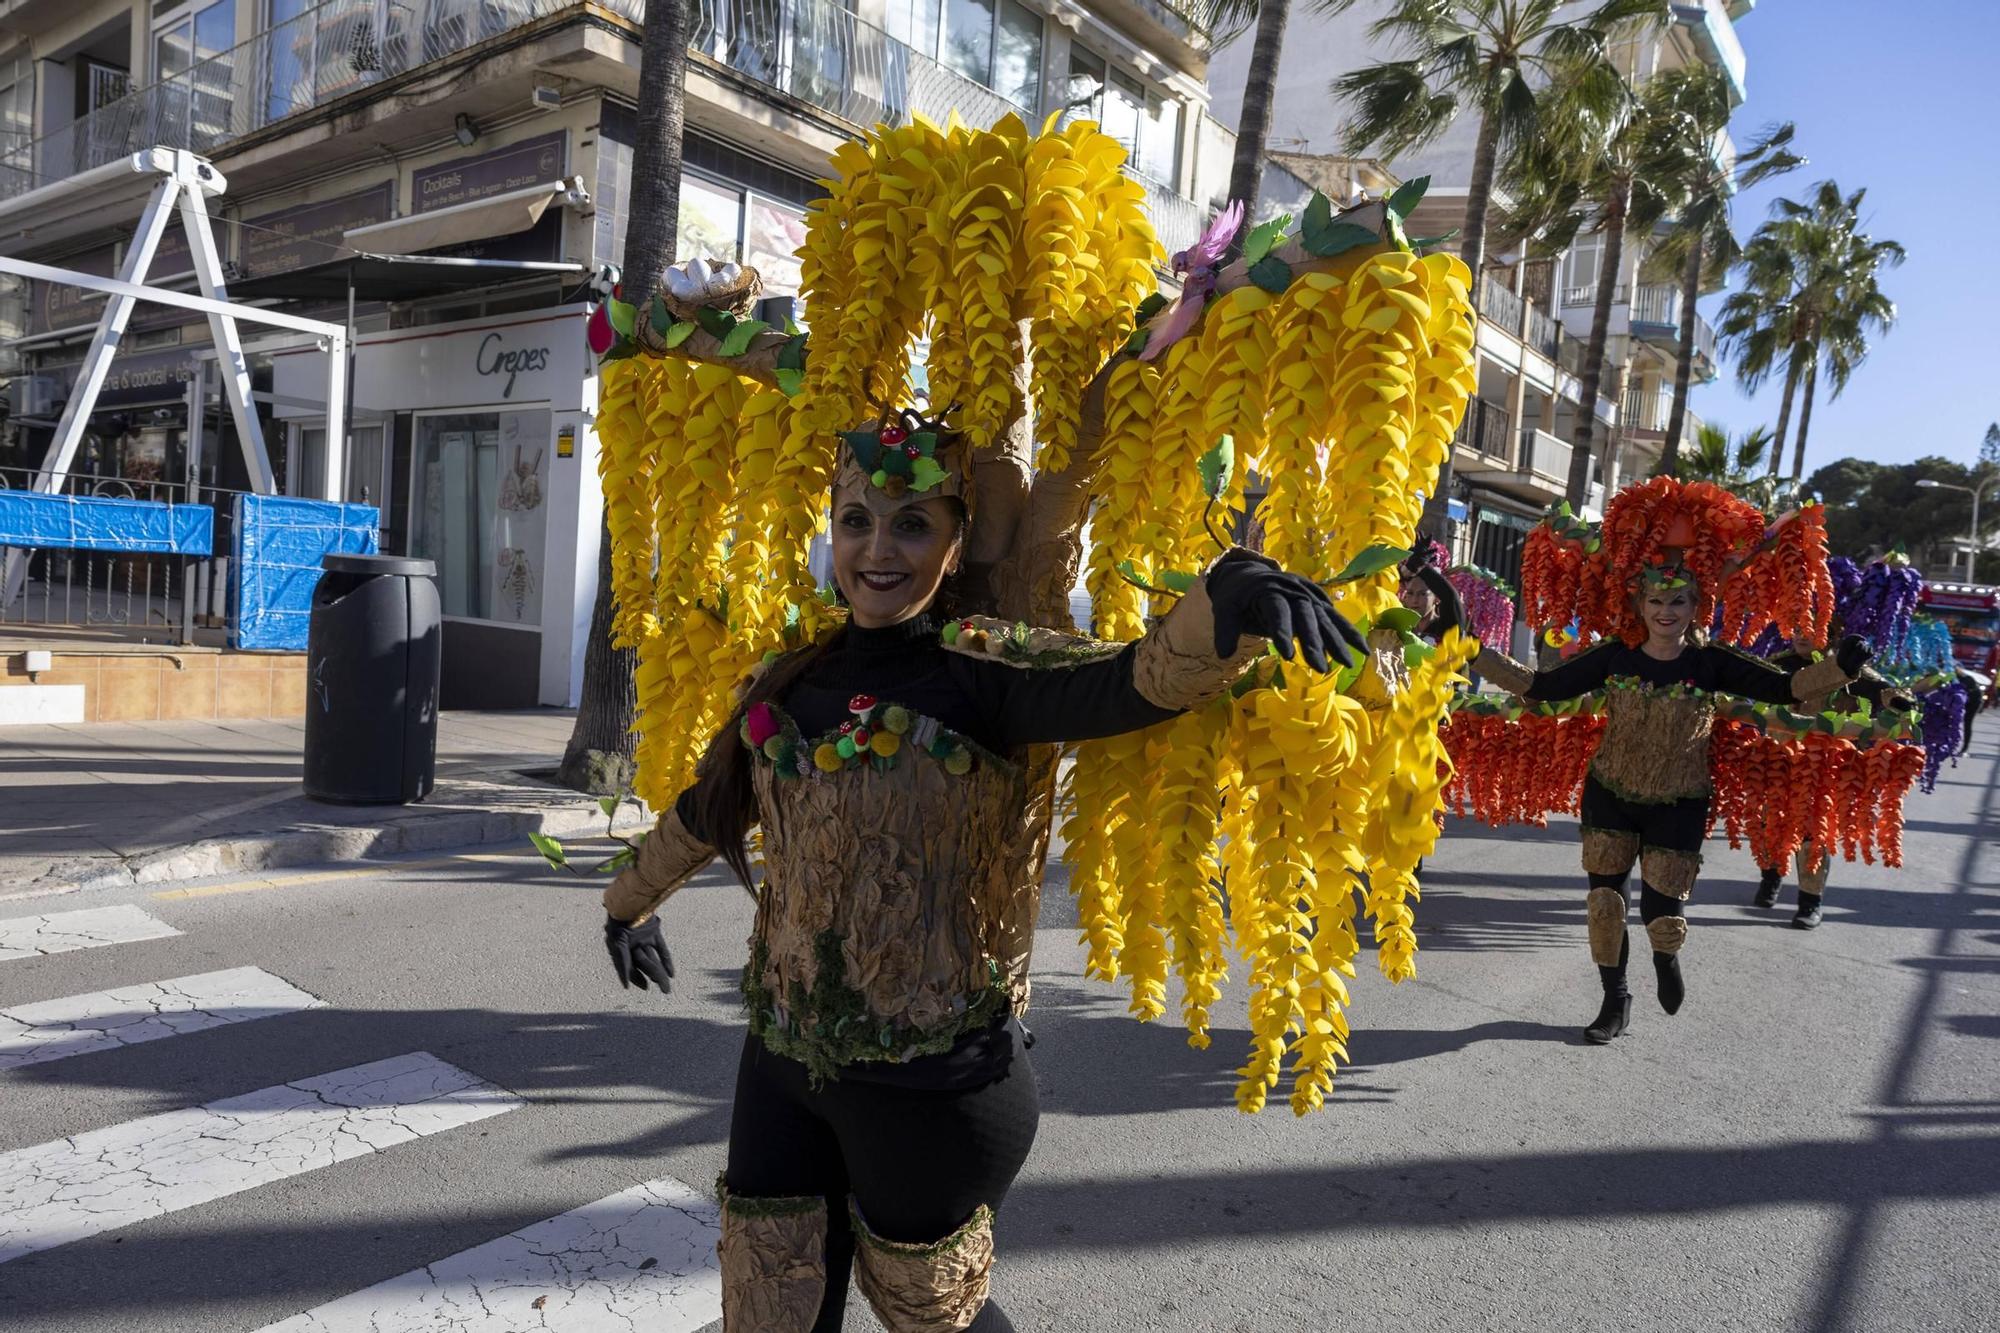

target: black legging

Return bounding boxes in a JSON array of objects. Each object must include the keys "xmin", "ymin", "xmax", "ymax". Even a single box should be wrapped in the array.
[{"xmin": 723, "ymin": 1033, "xmax": 1040, "ymax": 1331}]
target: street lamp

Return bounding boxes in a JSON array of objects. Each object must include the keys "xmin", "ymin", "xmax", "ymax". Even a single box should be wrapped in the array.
[{"xmin": 1916, "ymin": 476, "xmax": 2000, "ymax": 581}]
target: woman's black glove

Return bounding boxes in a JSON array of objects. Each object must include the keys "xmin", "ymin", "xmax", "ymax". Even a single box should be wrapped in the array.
[
  {"xmin": 604, "ymin": 914, "xmax": 675, "ymax": 993},
  {"xmin": 1414, "ymin": 565, "xmax": 1463, "ymax": 640},
  {"xmin": 1835, "ymin": 634, "xmax": 1873, "ymax": 678},
  {"xmin": 1207, "ymin": 548, "xmax": 1366, "ymax": 673}
]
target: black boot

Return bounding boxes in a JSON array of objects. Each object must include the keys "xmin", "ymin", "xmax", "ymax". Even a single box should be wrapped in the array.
[
  {"xmin": 1654, "ymin": 952, "xmax": 1684, "ymax": 1015},
  {"xmin": 1792, "ymin": 892, "xmax": 1823, "ymax": 930},
  {"xmin": 1754, "ymin": 868, "xmax": 1781, "ymax": 909},
  {"xmin": 1585, "ymin": 938, "xmax": 1631, "ymax": 1044}
]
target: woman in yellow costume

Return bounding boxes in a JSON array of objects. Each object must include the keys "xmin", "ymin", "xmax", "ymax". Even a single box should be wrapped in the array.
[{"xmin": 575, "ymin": 113, "xmax": 1485, "ymax": 1329}]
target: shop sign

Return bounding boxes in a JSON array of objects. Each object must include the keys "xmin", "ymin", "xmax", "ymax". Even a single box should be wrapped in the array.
[
  {"xmin": 242, "ymin": 183, "xmax": 397, "ymax": 278},
  {"xmin": 414, "ymin": 132, "xmax": 567, "ymax": 214},
  {"xmin": 474, "ymin": 330, "xmax": 553, "ymax": 399},
  {"xmin": 32, "ymin": 343, "xmax": 213, "ymax": 409}
]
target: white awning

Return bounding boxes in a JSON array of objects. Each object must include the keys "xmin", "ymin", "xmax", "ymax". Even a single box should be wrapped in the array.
[{"xmin": 342, "ymin": 177, "xmax": 589, "ymax": 255}]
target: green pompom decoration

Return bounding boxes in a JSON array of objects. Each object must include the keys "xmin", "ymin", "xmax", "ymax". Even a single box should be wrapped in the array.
[
  {"xmin": 882, "ymin": 706, "xmax": 912, "ymax": 735},
  {"xmin": 836, "ymin": 736, "xmax": 858, "ymax": 760},
  {"xmin": 940, "ymin": 623, "xmax": 959, "ymax": 644},
  {"xmin": 762, "ymin": 736, "xmax": 786, "ymax": 760},
  {"xmin": 871, "ymin": 469, "xmax": 889, "ymax": 487},
  {"xmin": 929, "ymin": 738, "xmax": 953, "ymax": 759},
  {"xmin": 944, "ymin": 749, "xmax": 973, "ymax": 776}
]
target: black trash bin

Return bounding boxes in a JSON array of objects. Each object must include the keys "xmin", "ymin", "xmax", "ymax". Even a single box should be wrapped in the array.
[{"xmin": 303, "ymin": 554, "xmax": 441, "ymax": 805}]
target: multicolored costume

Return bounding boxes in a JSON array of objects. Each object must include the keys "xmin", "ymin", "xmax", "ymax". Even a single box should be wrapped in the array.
[
  {"xmin": 582, "ymin": 115, "xmax": 1486, "ymax": 1327},
  {"xmin": 1444, "ymin": 479, "xmax": 1908, "ymax": 1041}
]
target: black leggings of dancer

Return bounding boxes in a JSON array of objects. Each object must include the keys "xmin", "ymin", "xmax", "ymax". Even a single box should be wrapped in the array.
[{"xmin": 723, "ymin": 1032, "xmax": 1041, "ymax": 1332}]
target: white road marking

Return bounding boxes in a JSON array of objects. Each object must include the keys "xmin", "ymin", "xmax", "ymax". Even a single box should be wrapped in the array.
[
  {"xmin": 0, "ymin": 1052, "xmax": 520, "ymax": 1264},
  {"xmin": 255, "ymin": 1177, "xmax": 722, "ymax": 1333},
  {"xmin": 0, "ymin": 904, "xmax": 180, "ymax": 961},
  {"xmin": 0, "ymin": 967, "xmax": 323, "ymax": 1071}
]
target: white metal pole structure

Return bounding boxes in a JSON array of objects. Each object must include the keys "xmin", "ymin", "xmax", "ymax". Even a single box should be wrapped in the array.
[{"xmin": 1916, "ymin": 477, "xmax": 1997, "ymax": 583}]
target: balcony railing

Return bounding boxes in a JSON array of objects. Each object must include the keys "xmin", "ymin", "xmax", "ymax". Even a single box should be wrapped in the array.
[
  {"xmin": 1518, "ymin": 426, "xmax": 1572, "ymax": 486},
  {"xmin": 1480, "ymin": 277, "xmax": 1525, "ymax": 337},
  {"xmin": 1562, "ymin": 282, "xmax": 1626, "ymax": 308},
  {"xmin": 1134, "ymin": 171, "xmax": 1204, "ymax": 264},
  {"xmin": 1525, "ymin": 305, "xmax": 1559, "ymax": 360},
  {"xmin": 1455, "ymin": 397, "xmax": 1515, "ymax": 464},
  {"xmin": 0, "ymin": 0, "xmax": 1032, "ymax": 203},
  {"xmin": 1624, "ymin": 386, "xmax": 1670, "ymax": 433},
  {"xmin": 1629, "ymin": 282, "xmax": 1718, "ymax": 367}
]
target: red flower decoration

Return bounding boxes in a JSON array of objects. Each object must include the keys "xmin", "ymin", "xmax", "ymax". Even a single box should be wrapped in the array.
[{"xmin": 848, "ymin": 693, "xmax": 876, "ymax": 712}]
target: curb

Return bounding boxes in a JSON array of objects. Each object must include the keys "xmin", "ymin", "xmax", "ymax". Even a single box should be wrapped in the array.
[{"xmin": 1, "ymin": 781, "xmax": 652, "ymax": 903}]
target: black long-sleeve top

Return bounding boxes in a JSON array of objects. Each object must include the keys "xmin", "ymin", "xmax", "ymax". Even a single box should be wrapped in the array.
[{"xmin": 1520, "ymin": 641, "xmax": 1801, "ymax": 706}]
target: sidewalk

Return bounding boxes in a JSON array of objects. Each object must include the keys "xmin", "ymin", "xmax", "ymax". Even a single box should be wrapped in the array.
[{"xmin": 0, "ymin": 711, "xmax": 648, "ymax": 899}]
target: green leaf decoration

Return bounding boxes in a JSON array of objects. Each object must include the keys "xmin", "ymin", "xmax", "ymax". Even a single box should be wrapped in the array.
[
  {"xmin": 1404, "ymin": 641, "xmax": 1437, "ymax": 670},
  {"xmin": 695, "ymin": 306, "xmax": 734, "ymax": 338},
  {"xmin": 596, "ymin": 795, "xmax": 621, "ymax": 820},
  {"xmin": 1408, "ymin": 229, "xmax": 1460, "ymax": 252},
  {"xmin": 650, "ymin": 299, "xmax": 675, "ymax": 334},
  {"xmin": 1198, "ymin": 434, "xmax": 1235, "ymax": 501},
  {"xmin": 663, "ymin": 320, "xmax": 697, "ymax": 348},
  {"xmin": 907, "ymin": 430, "xmax": 939, "ymax": 457},
  {"xmin": 1248, "ymin": 255, "xmax": 1293, "ymax": 293},
  {"xmin": 1135, "ymin": 292, "xmax": 1170, "ymax": 323},
  {"xmin": 1386, "ymin": 175, "xmax": 1431, "ymax": 218},
  {"xmin": 909, "ymin": 456, "xmax": 949, "ymax": 492},
  {"xmin": 1384, "ymin": 207, "xmax": 1411, "ymax": 253},
  {"xmin": 1124, "ymin": 326, "xmax": 1150, "ymax": 355},
  {"xmin": 784, "ymin": 316, "xmax": 804, "ymax": 336},
  {"xmin": 1376, "ymin": 606, "xmax": 1422, "ymax": 633},
  {"xmin": 718, "ymin": 317, "xmax": 769, "ymax": 357},
  {"xmin": 1300, "ymin": 221, "xmax": 1379, "ymax": 259},
  {"xmin": 527, "ymin": 832, "xmax": 567, "ymax": 869},
  {"xmin": 1116, "ymin": 559, "xmax": 1187, "ymax": 596},
  {"xmin": 1243, "ymin": 212, "xmax": 1293, "ymax": 265},
  {"xmin": 841, "ymin": 430, "xmax": 884, "ymax": 471},
  {"xmin": 1331, "ymin": 543, "xmax": 1410, "ymax": 583},
  {"xmin": 776, "ymin": 332, "xmax": 809, "ymax": 371},
  {"xmin": 775, "ymin": 366, "xmax": 805, "ymax": 397},
  {"xmin": 1157, "ymin": 567, "xmax": 1198, "ymax": 593},
  {"xmin": 597, "ymin": 846, "xmax": 638, "ymax": 875},
  {"xmin": 1301, "ymin": 191, "xmax": 1333, "ymax": 243},
  {"xmin": 882, "ymin": 448, "xmax": 915, "ymax": 477},
  {"xmin": 608, "ymin": 300, "xmax": 636, "ymax": 337}
]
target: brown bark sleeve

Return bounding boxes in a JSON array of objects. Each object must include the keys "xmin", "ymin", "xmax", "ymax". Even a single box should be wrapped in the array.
[
  {"xmin": 1789, "ymin": 655, "xmax": 1853, "ymax": 704},
  {"xmin": 602, "ymin": 807, "xmax": 717, "ymax": 925},
  {"xmin": 1130, "ymin": 578, "xmax": 1267, "ymax": 712},
  {"xmin": 1474, "ymin": 645, "xmax": 1537, "ymax": 697}
]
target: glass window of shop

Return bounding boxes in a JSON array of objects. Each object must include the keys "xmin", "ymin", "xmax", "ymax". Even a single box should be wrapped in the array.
[
  {"xmin": 1063, "ymin": 48, "xmax": 1181, "ymax": 189},
  {"xmin": 409, "ymin": 408, "xmax": 552, "ymax": 627},
  {"xmin": 675, "ymin": 172, "xmax": 810, "ymax": 307},
  {"xmin": 888, "ymin": 0, "xmax": 1042, "ymax": 114},
  {"xmin": 0, "ymin": 46, "xmax": 32, "ymax": 161}
]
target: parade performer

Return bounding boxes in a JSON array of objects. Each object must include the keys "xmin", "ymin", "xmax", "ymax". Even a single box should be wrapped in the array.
[
  {"xmin": 569, "ymin": 114, "xmax": 1484, "ymax": 1328},
  {"xmin": 1448, "ymin": 479, "xmax": 1870, "ymax": 1044}
]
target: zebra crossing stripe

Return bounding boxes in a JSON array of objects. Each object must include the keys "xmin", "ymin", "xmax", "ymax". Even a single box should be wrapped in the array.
[
  {"xmin": 0, "ymin": 967, "xmax": 323, "ymax": 1071},
  {"xmin": 0, "ymin": 1052, "xmax": 520, "ymax": 1265},
  {"xmin": 255, "ymin": 1177, "xmax": 722, "ymax": 1333},
  {"xmin": 0, "ymin": 904, "xmax": 180, "ymax": 962}
]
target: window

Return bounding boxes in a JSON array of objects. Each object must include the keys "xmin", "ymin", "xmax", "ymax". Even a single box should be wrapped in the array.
[
  {"xmin": 888, "ymin": 0, "xmax": 1042, "ymax": 114},
  {"xmin": 0, "ymin": 47, "xmax": 32, "ymax": 158},
  {"xmin": 153, "ymin": 0, "xmax": 236, "ymax": 146},
  {"xmin": 410, "ymin": 408, "xmax": 552, "ymax": 625},
  {"xmin": 678, "ymin": 174, "xmax": 744, "ymax": 265},
  {"xmin": 1562, "ymin": 231, "xmax": 1602, "ymax": 303},
  {"xmin": 1062, "ymin": 47, "xmax": 1182, "ymax": 190}
]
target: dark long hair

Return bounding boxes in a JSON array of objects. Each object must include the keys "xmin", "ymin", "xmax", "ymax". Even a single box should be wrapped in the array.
[{"xmin": 688, "ymin": 630, "xmax": 846, "ymax": 889}]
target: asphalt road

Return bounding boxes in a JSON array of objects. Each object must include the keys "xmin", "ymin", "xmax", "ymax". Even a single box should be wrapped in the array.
[{"xmin": 2, "ymin": 726, "xmax": 1995, "ymax": 1332}]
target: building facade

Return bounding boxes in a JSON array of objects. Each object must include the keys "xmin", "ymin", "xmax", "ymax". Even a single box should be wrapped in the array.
[
  {"xmin": 1204, "ymin": 0, "xmax": 1754, "ymax": 589},
  {"xmin": 0, "ymin": 0, "xmax": 1257, "ymax": 706}
]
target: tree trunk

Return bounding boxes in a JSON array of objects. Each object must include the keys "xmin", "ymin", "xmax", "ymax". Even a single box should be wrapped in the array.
[
  {"xmin": 1660, "ymin": 234, "xmax": 1705, "ymax": 474},
  {"xmin": 1788, "ymin": 351, "xmax": 1818, "ymax": 481},
  {"xmin": 1766, "ymin": 344, "xmax": 1802, "ymax": 479},
  {"xmin": 1226, "ymin": 0, "xmax": 1292, "ymax": 240},
  {"xmin": 1460, "ymin": 109, "xmax": 1502, "ymax": 311},
  {"xmin": 556, "ymin": 0, "xmax": 692, "ymax": 796},
  {"xmin": 1565, "ymin": 182, "xmax": 1629, "ymax": 508}
]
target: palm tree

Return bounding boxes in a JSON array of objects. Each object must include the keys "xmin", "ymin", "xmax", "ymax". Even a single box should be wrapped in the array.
[
  {"xmin": 1223, "ymin": 0, "xmax": 1294, "ymax": 235},
  {"xmin": 1498, "ymin": 64, "xmax": 1688, "ymax": 507},
  {"xmin": 1326, "ymin": 0, "xmax": 1669, "ymax": 302},
  {"xmin": 557, "ymin": 0, "xmax": 693, "ymax": 794},
  {"xmin": 1716, "ymin": 181, "xmax": 1903, "ymax": 485},
  {"xmin": 1638, "ymin": 67, "xmax": 1800, "ymax": 471},
  {"xmin": 1678, "ymin": 421, "xmax": 1772, "ymax": 487}
]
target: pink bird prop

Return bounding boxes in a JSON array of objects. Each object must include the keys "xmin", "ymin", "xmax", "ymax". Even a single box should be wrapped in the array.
[{"xmin": 1140, "ymin": 200, "xmax": 1246, "ymax": 362}]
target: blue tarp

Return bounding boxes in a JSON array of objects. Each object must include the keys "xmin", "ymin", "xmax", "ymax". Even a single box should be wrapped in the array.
[
  {"xmin": 0, "ymin": 490, "xmax": 214, "ymax": 555},
  {"xmin": 233, "ymin": 495, "xmax": 380, "ymax": 650}
]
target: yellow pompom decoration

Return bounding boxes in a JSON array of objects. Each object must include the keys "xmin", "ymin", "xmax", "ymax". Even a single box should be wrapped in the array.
[{"xmin": 813, "ymin": 743, "xmax": 844, "ymax": 773}]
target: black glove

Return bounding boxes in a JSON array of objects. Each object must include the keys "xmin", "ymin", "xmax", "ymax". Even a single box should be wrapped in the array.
[
  {"xmin": 604, "ymin": 913, "xmax": 675, "ymax": 993},
  {"xmin": 1415, "ymin": 565, "xmax": 1464, "ymax": 640},
  {"xmin": 1835, "ymin": 634, "xmax": 1872, "ymax": 678},
  {"xmin": 1206, "ymin": 548, "xmax": 1366, "ymax": 674}
]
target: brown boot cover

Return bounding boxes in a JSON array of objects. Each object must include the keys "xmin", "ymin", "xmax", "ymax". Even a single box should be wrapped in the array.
[
  {"xmin": 718, "ymin": 1184, "xmax": 828, "ymax": 1333},
  {"xmin": 1585, "ymin": 887, "xmax": 1628, "ymax": 968},
  {"xmin": 1646, "ymin": 915, "xmax": 1689, "ymax": 955},
  {"xmin": 1639, "ymin": 847, "xmax": 1700, "ymax": 901},
  {"xmin": 1795, "ymin": 844, "xmax": 1831, "ymax": 897},
  {"xmin": 1581, "ymin": 829, "xmax": 1639, "ymax": 878},
  {"xmin": 850, "ymin": 1200, "xmax": 996, "ymax": 1332}
]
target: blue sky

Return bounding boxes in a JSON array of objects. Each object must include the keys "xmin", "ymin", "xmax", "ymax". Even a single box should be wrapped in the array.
[{"xmin": 1689, "ymin": 0, "xmax": 2000, "ymax": 474}]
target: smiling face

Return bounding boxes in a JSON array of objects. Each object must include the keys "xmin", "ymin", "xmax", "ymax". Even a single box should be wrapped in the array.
[
  {"xmin": 830, "ymin": 488, "xmax": 965, "ymax": 628},
  {"xmin": 1640, "ymin": 584, "xmax": 1697, "ymax": 650}
]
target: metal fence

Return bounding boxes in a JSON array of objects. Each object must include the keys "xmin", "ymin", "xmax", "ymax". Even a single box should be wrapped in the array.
[
  {"xmin": 0, "ymin": 468, "xmax": 244, "ymax": 643},
  {"xmin": 1455, "ymin": 397, "xmax": 1515, "ymax": 464}
]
